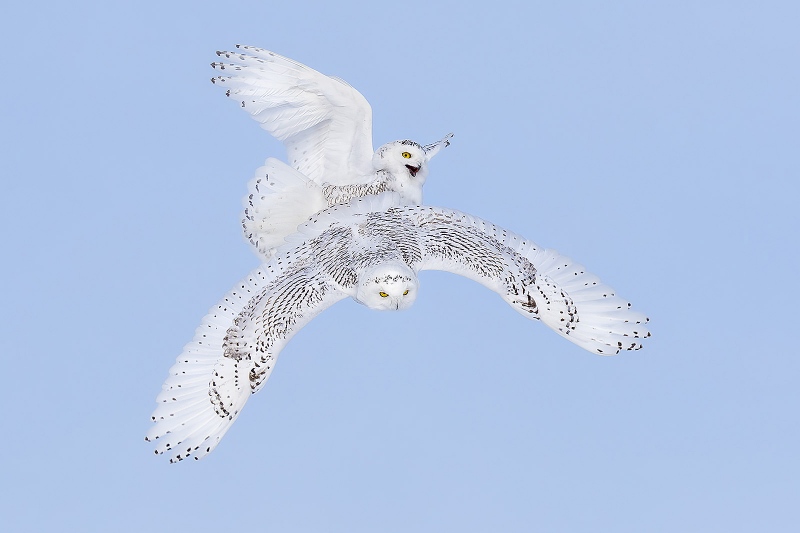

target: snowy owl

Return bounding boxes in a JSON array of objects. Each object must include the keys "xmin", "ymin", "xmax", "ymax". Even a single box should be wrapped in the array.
[
  {"xmin": 147, "ymin": 194, "xmax": 650, "ymax": 462},
  {"xmin": 211, "ymin": 45, "xmax": 453, "ymax": 260}
]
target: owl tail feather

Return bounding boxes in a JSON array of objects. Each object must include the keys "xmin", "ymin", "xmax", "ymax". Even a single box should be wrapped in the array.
[{"xmin": 242, "ymin": 158, "xmax": 328, "ymax": 262}]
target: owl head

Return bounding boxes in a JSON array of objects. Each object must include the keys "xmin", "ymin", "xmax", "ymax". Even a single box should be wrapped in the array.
[
  {"xmin": 372, "ymin": 140, "xmax": 429, "ymax": 182},
  {"xmin": 372, "ymin": 134, "xmax": 452, "ymax": 183},
  {"xmin": 356, "ymin": 261, "xmax": 419, "ymax": 311}
]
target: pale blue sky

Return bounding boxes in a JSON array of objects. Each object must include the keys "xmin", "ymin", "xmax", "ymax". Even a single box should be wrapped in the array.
[{"xmin": 2, "ymin": 1, "xmax": 799, "ymax": 531}]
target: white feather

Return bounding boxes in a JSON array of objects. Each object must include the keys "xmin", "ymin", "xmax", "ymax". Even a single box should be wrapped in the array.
[{"xmin": 242, "ymin": 158, "xmax": 327, "ymax": 260}]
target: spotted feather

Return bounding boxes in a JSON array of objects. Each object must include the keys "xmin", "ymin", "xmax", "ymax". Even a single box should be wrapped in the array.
[{"xmin": 148, "ymin": 194, "xmax": 650, "ymax": 461}]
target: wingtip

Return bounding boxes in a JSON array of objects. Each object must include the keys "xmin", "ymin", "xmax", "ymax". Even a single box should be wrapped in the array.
[{"xmin": 422, "ymin": 132, "xmax": 455, "ymax": 158}]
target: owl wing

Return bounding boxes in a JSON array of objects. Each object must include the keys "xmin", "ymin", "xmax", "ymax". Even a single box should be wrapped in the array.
[
  {"xmin": 392, "ymin": 206, "xmax": 650, "ymax": 355},
  {"xmin": 212, "ymin": 45, "xmax": 375, "ymax": 185},
  {"xmin": 146, "ymin": 259, "xmax": 350, "ymax": 462}
]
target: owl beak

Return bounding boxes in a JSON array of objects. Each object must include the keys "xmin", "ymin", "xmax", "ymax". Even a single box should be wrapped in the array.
[{"xmin": 405, "ymin": 164, "xmax": 421, "ymax": 177}]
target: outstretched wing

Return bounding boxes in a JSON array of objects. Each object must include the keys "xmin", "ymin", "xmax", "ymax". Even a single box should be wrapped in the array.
[
  {"xmin": 212, "ymin": 45, "xmax": 375, "ymax": 185},
  {"xmin": 147, "ymin": 262, "xmax": 349, "ymax": 462},
  {"xmin": 392, "ymin": 206, "xmax": 650, "ymax": 355}
]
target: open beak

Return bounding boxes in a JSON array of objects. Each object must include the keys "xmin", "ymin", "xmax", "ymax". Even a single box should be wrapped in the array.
[{"xmin": 405, "ymin": 164, "xmax": 421, "ymax": 177}]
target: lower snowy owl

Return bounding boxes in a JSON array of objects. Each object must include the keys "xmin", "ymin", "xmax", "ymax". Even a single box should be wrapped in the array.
[
  {"xmin": 211, "ymin": 45, "xmax": 453, "ymax": 260},
  {"xmin": 147, "ymin": 194, "xmax": 650, "ymax": 462}
]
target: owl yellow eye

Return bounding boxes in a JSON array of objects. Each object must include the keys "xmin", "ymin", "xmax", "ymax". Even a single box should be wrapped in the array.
[
  {"xmin": 379, "ymin": 291, "xmax": 389, "ymax": 298},
  {"xmin": 401, "ymin": 151, "xmax": 412, "ymax": 159},
  {"xmin": 403, "ymin": 290, "xmax": 409, "ymax": 295}
]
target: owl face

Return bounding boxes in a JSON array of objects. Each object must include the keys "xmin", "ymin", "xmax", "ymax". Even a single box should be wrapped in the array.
[
  {"xmin": 372, "ymin": 140, "xmax": 429, "ymax": 182},
  {"xmin": 356, "ymin": 262, "xmax": 419, "ymax": 311}
]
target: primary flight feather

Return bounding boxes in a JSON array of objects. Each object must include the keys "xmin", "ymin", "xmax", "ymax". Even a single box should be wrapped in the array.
[{"xmin": 147, "ymin": 194, "xmax": 650, "ymax": 462}]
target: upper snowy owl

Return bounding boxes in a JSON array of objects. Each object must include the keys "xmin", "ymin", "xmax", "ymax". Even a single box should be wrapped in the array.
[
  {"xmin": 147, "ymin": 194, "xmax": 650, "ymax": 462},
  {"xmin": 211, "ymin": 45, "xmax": 453, "ymax": 260}
]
